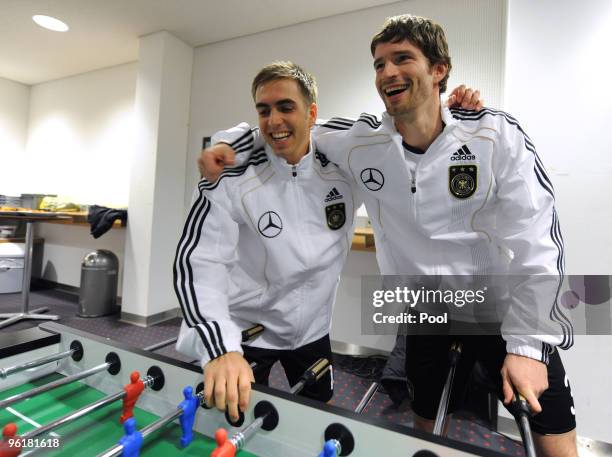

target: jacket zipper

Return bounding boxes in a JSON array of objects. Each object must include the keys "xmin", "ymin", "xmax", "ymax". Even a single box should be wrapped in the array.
[{"xmin": 291, "ymin": 164, "xmax": 305, "ymax": 346}]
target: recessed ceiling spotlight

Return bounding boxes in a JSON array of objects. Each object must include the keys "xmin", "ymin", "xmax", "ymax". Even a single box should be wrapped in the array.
[{"xmin": 32, "ymin": 15, "xmax": 69, "ymax": 32}]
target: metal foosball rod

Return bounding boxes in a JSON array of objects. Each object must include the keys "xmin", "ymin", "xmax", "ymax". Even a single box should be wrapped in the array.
[
  {"xmin": 0, "ymin": 352, "xmax": 120, "ymax": 410},
  {"xmin": 211, "ymin": 401, "xmax": 279, "ymax": 457},
  {"xmin": 0, "ymin": 350, "xmax": 73, "ymax": 380},
  {"xmin": 97, "ymin": 387, "xmax": 203, "ymax": 457},
  {"xmin": 23, "ymin": 389, "xmax": 123, "ymax": 438},
  {"xmin": 19, "ymin": 369, "xmax": 162, "ymax": 440},
  {"xmin": 432, "ymin": 342, "xmax": 462, "ymax": 436},
  {"xmin": 354, "ymin": 382, "xmax": 379, "ymax": 415},
  {"xmin": 96, "ymin": 407, "xmax": 187, "ymax": 457},
  {"xmin": 0, "ymin": 342, "xmax": 83, "ymax": 380}
]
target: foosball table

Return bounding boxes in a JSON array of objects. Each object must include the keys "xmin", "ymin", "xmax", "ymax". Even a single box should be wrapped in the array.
[{"xmin": 0, "ymin": 323, "xmax": 506, "ymax": 456}]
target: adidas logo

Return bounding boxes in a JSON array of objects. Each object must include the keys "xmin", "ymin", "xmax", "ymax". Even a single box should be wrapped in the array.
[
  {"xmin": 450, "ymin": 145, "xmax": 476, "ymax": 161},
  {"xmin": 324, "ymin": 187, "xmax": 343, "ymax": 202}
]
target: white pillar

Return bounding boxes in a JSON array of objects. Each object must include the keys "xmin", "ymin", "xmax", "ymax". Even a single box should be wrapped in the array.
[{"xmin": 121, "ymin": 31, "xmax": 193, "ymax": 325}]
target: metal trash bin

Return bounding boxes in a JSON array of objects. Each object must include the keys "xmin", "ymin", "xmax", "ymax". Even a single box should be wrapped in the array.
[{"xmin": 78, "ymin": 250, "xmax": 119, "ymax": 317}]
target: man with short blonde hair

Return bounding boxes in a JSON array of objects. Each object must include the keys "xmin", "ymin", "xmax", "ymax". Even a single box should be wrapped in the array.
[{"xmin": 175, "ymin": 61, "xmax": 354, "ymax": 422}]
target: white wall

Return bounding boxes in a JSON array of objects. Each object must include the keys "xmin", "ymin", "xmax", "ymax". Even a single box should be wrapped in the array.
[
  {"xmin": 505, "ymin": 0, "xmax": 612, "ymax": 276},
  {"xmin": 0, "ymin": 77, "xmax": 30, "ymax": 196},
  {"xmin": 25, "ymin": 63, "xmax": 137, "ymax": 207},
  {"xmin": 24, "ymin": 63, "xmax": 137, "ymax": 288},
  {"xmin": 122, "ymin": 31, "xmax": 193, "ymax": 321},
  {"xmin": 505, "ymin": 0, "xmax": 612, "ymax": 442}
]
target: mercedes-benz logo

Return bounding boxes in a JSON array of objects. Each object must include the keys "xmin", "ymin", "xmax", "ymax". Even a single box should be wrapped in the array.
[
  {"xmin": 360, "ymin": 168, "xmax": 385, "ymax": 191},
  {"xmin": 257, "ymin": 211, "xmax": 283, "ymax": 238}
]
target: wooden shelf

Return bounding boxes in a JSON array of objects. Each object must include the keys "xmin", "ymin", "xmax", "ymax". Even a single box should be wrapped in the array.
[{"xmin": 40, "ymin": 211, "xmax": 125, "ymax": 228}]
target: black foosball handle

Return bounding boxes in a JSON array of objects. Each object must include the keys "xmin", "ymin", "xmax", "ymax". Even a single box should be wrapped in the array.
[
  {"xmin": 302, "ymin": 358, "xmax": 331, "ymax": 384},
  {"xmin": 511, "ymin": 393, "xmax": 537, "ymax": 457},
  {"xmin": 241, "ymin": 324, "xmax": 265, "ymax": 342}
]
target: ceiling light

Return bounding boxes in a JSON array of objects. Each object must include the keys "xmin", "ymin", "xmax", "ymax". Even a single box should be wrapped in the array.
[{"xmin": 32, "ymin": 15, "xmax": 69, "ymax": 32}]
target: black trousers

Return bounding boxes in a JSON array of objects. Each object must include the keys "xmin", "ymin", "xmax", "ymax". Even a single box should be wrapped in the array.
[
  {"xmin": 242, "ymin": 334, "xmax": 333, "ymax": 403},
  {"xmin": 405, "ymin": 335, "xmax": 576, "ymax": 435}
]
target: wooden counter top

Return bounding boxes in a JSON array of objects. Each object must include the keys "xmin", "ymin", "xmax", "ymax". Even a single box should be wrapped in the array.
[{"xmin": 39, "ymin": 211, "xmax": 126, "ymax": 228}]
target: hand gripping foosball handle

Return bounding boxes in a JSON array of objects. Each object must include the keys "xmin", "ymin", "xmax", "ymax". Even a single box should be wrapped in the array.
[
  {"xmin": 511, "ymin": 392, "xmax": 536, "ymax": 457},
  {"xmin": 512, "ymin": 393, "xmax": 532, "ymax": 417}
]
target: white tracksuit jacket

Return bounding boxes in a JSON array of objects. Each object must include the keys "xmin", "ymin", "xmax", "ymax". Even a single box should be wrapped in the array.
[
  {"xmin": 212, "ymin": 105, "xmax": 573, "ymax": 365},
  {"xmin": 174, "ymin": 140, "xmax": 356, "ymax": 366}
]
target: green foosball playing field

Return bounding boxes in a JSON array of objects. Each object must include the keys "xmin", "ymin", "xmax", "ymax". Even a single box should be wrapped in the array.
[{"xmin": 0, "ymin": 373, "xmax": 258, "ymax": 457}]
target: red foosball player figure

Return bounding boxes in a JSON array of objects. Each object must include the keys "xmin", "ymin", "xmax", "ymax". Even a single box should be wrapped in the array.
[
  {"xmin": 0, "ymin": 423, "xmax": 21, "ymax": 457},
  {"xmin": 120, "ymin": 371, "xmax": 145, "ymax": 423},
  {"xmin": 210, "ymin": 428, "xmax": 236, "ymax": 457}
]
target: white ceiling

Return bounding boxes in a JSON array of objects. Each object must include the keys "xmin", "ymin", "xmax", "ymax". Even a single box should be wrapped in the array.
[{"xmin": 0, "ymin": 0, "xmax": 400, "ymax": 85}]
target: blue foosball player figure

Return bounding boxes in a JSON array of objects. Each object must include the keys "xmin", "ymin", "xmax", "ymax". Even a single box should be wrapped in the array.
[
  {"xmin": 119, "ymin": 417, "xmax": 143, "ymax": 457},
  {"xmin": 318, "ymin": 440, "xmax": 338, "ymax": 457},
  {"xmin": 179, "ymin": 385, "xmax": 199, "ymax": 448}
]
